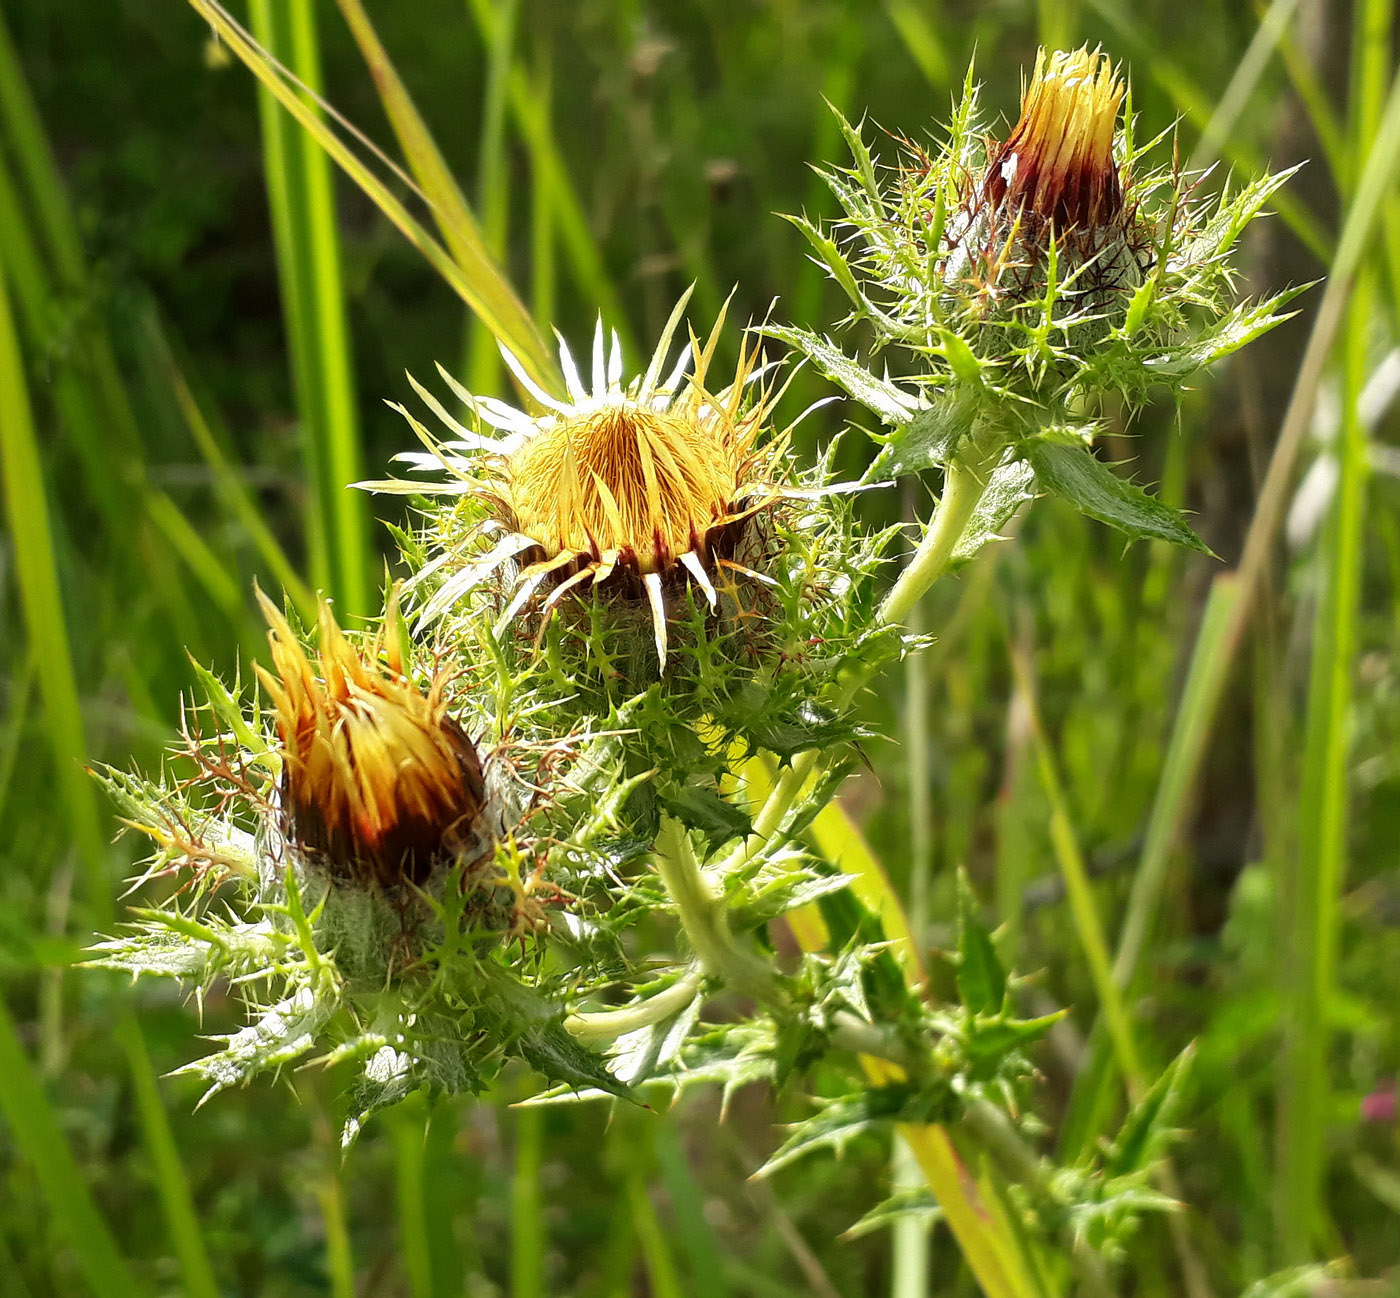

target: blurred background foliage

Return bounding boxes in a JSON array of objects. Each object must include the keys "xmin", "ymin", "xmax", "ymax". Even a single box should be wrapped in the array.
[{"xmin": 0, "ymin": 0, "xmax": 1397, "ymax": 1294}]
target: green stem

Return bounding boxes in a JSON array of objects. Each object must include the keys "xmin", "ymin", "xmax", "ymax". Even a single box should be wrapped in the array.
[
  {"xmin": 653, "ymin": 818, "xmax": 775, "ymax": 1004},
  {"xmin": 878, "ymin": 443, "xmax": 999, "ymax": 629},
  {"xmin": 721, "ymin": 442, "xmax": 1001, "ymax": 877},
  {"xmin": 565, "ymin": 969, "xmax": 704, "ymax": 1044}
]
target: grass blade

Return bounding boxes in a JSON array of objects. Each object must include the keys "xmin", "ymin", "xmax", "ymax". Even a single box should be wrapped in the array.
[
  {"xmin": 0, "ymin": 995, "xmax": 138, "ymax": 1298},
  {"xmin": 743, "ymin": 756, "xmax": 1044, "ymax": 1298},
  {"xmin": 188, "ymin": 0, "xmax": 559, "ymax": 398},
  {"xmin": 1059, "ymin": 574, "xmax": 1242, "ymax": 1159},
  {"xmin": 465, "ymin": 0, "xmax": 634, "ymax": 355},
  {"xmin": 1010, "ymin": 646, "xmax": 1145, "ymax": 1094},
  {"xmin": 1275, "ymin": 268, "xmax": 1373, "ymax": 1265},
  {"xmin": 511, "ymin": 1106, "xmax": 545, "ymax": 1298},
  {"xmin": 654, "ymin": 1122, "xmax": 732, "ymax": 1298},
  {"xmin": 331, "ymin": 0, "xmax": 560, "ymax": 393},
  {"xmin": 0, "ymin": 255, "xmax": 104, "ymax": 885},
  {"xmin": 248, "ymin": 0, "xmax": 369, "ymax": 618},
  {"xmin": 116, "ymin": 1016, "xmax": 219, "ymax": 1298}
]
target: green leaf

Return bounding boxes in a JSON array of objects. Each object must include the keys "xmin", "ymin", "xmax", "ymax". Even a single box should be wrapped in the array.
[
  {"xmin": 955, "ymin": 870, "xmax": 1006, "ymax": 1016},
  {"xmin": 519, "ymin": 1018, "xmax": 634, "ymax": 1103},
  {"xmin": 756, "ymin": 1093, "xmax": 888, "ymax": 1177},
  {"xmin": 762, "ymin": 326, "xmax": 915, "ymax": 425},
  {"xmin": 950, "ymin": 453, "xmax": 1037, "ymax": 566},
  {"xmin": 962, "ymin": 1011, "xmax": 1068, "ymax": 1070},
  {"xmin": 658, "ymin": 784, "xmax": 753, "ymax": 854},
  {"xmin": 1143, "ymin": 286, "xmax": 1309, "ymax": 378},
  {"xmin": 1027, "ymin": 442, "xmax": 1211, "ymax": 554},
  {"xmin": 737, "ymin": 869, "xmax": 852, "ymax": 926},
  {"xmin": 1104, "ymin": 1042, "xmax": 1196, "ymax": 1178},
  {"xmin": 842, "ymin": 1188, "xmax": 941, "ymax": 1241},
  {"xmin": 870, "ymin": 390, "xmax": 978, "ymax": 480}
]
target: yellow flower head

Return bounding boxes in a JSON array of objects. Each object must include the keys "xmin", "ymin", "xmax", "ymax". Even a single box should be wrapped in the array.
[
  {"xmin": 981, "ymin": 46, "xmax": 1126, "ymax": 238},
  {"xmin": 379, "ymin": 291, "xmax": 803, "ymax": 667},
  {"xmin": 255, "ymin": 590, "xmax": 491, "ymax": 888}
]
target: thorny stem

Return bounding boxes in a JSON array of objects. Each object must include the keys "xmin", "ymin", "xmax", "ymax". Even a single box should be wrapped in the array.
[
  {"xmin": 718, "ymin": 433, "xmax": 1004, "ymax": 880},
  {"xmin": 651, "ymin": 815, "xmax": 777, "ymax": 1005},
  {"xmin": 965, "ymin": 1101, "xmax": 1116, "ymax": 1298},
  {"xmin": 565, "ymin": 969, "xmax": 704, "ymax": 1045}
]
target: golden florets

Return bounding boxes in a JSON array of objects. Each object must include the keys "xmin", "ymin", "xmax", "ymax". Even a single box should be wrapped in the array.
[
  {"xmin": 255, "ymin": 591, "xmax": 491, "ymax": 888},
  {"xmin": 982, "ymin": 45, "xmax": 1126, "ymax": 237},
  {"xmin": 369, "ymin": 293, "xmax": 805, "ymax": 668}
]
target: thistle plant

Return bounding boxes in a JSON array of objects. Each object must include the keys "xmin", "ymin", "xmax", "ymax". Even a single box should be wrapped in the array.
[{"xmin": 89, "ymin": 42, "xmax": 1299, "ymax": 1288}]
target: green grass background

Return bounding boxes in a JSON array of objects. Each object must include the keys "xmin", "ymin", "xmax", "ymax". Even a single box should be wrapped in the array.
[{"xmin": 1, "ymin": 0, "xmax": 1398, "ymax": 1294}]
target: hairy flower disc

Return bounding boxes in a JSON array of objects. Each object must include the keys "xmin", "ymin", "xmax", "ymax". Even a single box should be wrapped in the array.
[
  {"xmin": 255, "ymin": 592, "xmax": 491, "ymax": 887},
  {"xmin": 982, "ymin": 45, "xmax": 1126, "ymax": 236},
  {"xmin": 506, "ymin": 404, "xmax": 748, "ymax": 573},
  {"xmin": 368, "ymin": 291, "xmax": 804, "ymax": 668}
]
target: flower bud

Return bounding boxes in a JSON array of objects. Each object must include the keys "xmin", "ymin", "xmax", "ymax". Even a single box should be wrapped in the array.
[
  {"xmin": 255, "ymin": 592, "xmax": 492, "ymax": 888},
  {"xmin": 982, "ymin": 45, "xmax": 1125, "ymax": 239},
  {"xmin": 973, "ymin": 45, "xmax": 1145, "ymax": 308}
]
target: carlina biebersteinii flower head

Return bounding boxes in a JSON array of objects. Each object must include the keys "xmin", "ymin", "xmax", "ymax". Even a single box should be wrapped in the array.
[
  {"xmin": 974, "ymin": 45, "xmax": 1146, "ymax": 300},
  {"xmin": 254, "ymin": 588, "xmax": 495, "ymax": 889},
  {"xmin": 367, "ymin": 288, "xmax": 806, "ymax": 669}
]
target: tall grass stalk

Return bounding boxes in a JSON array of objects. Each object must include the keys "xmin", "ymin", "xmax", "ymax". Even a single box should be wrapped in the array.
[
  {"xmin": 464, "ymin": 0, "xmax": 634, "ymax": 357},
  {"xmin": 1059, "ymin": 575, "xmax": 1241, "ymax": 1158},
  {"xmin": 654, "ymin": 1123, "xmax": 732, "ymax": 1298},
  {"xmin": 248, "ymin": 0, "xmax": 368, "ymax": 618},
  {"xmin": 0, "ymin": 258, "xmax": 104, "ymax": 887},
  {"xmin": 117, "ymin": 1015, "xmax": 219, "ymax": 1298},
  {"xmin": 464, "ymin": 0, "xmax": 520, "ymax": 394},
  {"xmin": 511, "ymin": 1107, "xmax": 545, "ymax": 1298},
  {"xmin": 1276, "ymin": 269, "xmax": 1373, "ymax": 1265},
  {"xmin": 190, "ymin": 0, "xmax": 561, "ymax": 396},
  {"xmin": 1011, "ymin": 647, "xmax": 1145, "ymax": 1093},
  {"xmin": 0, "ymin": 997, "xmax": 137, "ymax": 1298}
]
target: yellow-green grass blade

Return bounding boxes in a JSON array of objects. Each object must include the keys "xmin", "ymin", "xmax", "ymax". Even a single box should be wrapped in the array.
[
  {"xmin": 147, "ymin": 320, "xmax": 316, "ymax": 621},
  {"xmin": 1062, "ymin": 63, "xmax": 1400, "ymax": 1165},
  {"xmin": 0, "ymin": 255, "xmax": 104, "ymax": 884},
  {"xmin": 626, "ymin": 1164, "xmax": 686, "ymax": 1298},
  {"xmin": 511, "ymin": 1106, "xmax": 545, "ymax": 1298},
  {"xmin": 744, "ymin": 756, "xmax": 1045, "ymax": 1298},
  {"xmin": 654, "ymin": 1122, "xmax": 732, "ymax": 1298},
  {"xmin": 248, "ymin": 0, "xmax": 369, "ymax": 619},
  {"xmin": 1009, "ymin": 647, "xmax": 1146, "ymax": 1094},
  {"xmin": 0, "ymin": 995, "xmax": 138, "ymax": 1298},
  {"xmin": 189, "ymin": 0, "xmax": 558, "ymax": 399},
  {"xmin": 332, "ymin": 0, "xmax": 561, "ymax": 396},
  {"xmin": 1275, "ymin": 10, "xmax": 1393, "ymax": 1256},
  {"xmin": 391, "ymin": 1102, "xmax": 435, "ymax": 1298},
  {"xmin": 0, "ymin": 41, "xmax": 227, "ymax": 660},
  {"xmin": 116, "ymin": 1016, "xmax": 219, "ymax": 1298},
  {"xmin": 463, "ymin": 0, "xmax": 520, "ymax": 395},
  {"xmin": 527, "ymin": 40, "xmax": 557, "ymax": 328},
  {"xmin": 1059, "ymin": 574, "xmax": 1241, "ymax": 1160},
  {"xmin": 1087, "ymin": 0, "xmax": 1331, "ymax": 262},
  {"xmin": 0, "ymin": 11, "xmax": 86, "ymax": 288},
  {"xmin": 1275, "ymin": 270, "xmax": 1374, "ymax": 1264},
  {"xmin": 465, "ymin": 0, "xmax": 635, "ymax": 357}
]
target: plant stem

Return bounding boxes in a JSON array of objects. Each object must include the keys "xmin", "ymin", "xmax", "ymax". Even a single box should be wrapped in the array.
[
  {"xmin": 877, "ymin": 440, "xmax": 999, "ymax": 629},
  {"xmin": 565, "ymin": 969, "xmax": 704, "ymax": 1045},
  {"xmin": 652, "ymin": 816, "xmax": 776, "ymax": 1004},
  {"xmin": 720, "ymin": 440, "xmax": 1002, "ymax": 877}
]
